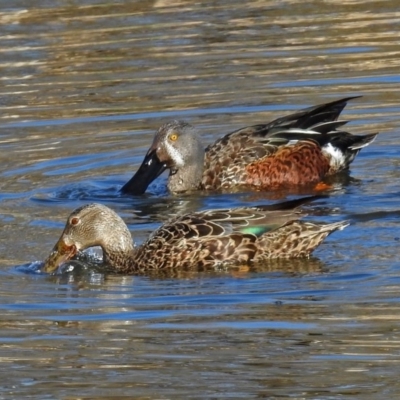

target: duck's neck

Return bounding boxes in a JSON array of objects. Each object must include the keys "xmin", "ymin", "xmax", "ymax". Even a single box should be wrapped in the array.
[
  {"xmin": 102, "ymin": 241, "xmax": 163, "ymax": 274},
  {"xmin": 167, "ymin": 152, "xmax": 205, "ymax": 193},
  {"xmin": 100, "ymin": 231, "xmax": 138, "ymax": 273}
]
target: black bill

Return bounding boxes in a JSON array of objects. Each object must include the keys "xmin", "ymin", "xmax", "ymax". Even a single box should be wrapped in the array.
[{"xmin": 120, "ymin": 149, "xmax": 167, "ymax": 195}]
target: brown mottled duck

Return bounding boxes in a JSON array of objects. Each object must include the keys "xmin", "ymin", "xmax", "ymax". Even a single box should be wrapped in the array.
[{"xmin": 42, "ymin": 197, "xmax": 348, "ymax": 274}]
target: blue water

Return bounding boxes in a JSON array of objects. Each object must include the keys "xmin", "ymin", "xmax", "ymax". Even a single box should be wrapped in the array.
[{"xmin": 1, "ymin": 0, "xmax": 400, "ymax": 398}]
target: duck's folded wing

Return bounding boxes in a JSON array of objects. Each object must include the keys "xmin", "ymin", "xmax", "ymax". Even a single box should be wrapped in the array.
[{"xmin": 205, "ymin": 97, "xmax": 360, "ymax": 168}]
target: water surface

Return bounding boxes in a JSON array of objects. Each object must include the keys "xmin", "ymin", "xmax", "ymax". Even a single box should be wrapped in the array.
[{"xmin": 1, "ymin": 0, "xmax": 400, "ymax": 398}]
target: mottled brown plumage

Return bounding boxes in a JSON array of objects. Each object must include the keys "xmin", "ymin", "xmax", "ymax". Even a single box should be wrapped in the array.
[
  {"xmin": 121, "ymin": 97, "xmax": 377, "ymax": 195},
  {"xmin": 41, "ymin": 198, "xmax": 349, "ymax": 275}
]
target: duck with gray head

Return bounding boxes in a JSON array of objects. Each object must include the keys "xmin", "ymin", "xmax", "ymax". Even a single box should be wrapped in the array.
[
  {"xmin": 121, "ymin": 97, "xmax": 377, "ymax": 195},
  {"xmin": 41, "ymin": 196, "xmax": 349, "ymax": 275}
]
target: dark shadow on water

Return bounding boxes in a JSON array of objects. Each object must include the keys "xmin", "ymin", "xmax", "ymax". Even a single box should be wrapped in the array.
[{"xmin": 349, "ymin": 209, "xmax": 400, "ymax": 223}]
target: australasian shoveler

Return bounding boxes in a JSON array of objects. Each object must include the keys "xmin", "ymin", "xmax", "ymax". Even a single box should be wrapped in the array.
[
  {"xmin": 121, "ymin": 97, "xmax": 377, "ymax": 195},
  {"xmin": 41, "ymin": 197, "xmax": 348, "ymax": 274}
]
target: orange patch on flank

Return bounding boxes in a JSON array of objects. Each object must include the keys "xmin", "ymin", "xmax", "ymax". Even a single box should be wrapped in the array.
[
  {"xmin": 313, "ymin": 182, "xmax": 333, "ymax": 191},
  {"xmin": 245, "ymin": 142, "xmax": 331, "ymax": 189}
]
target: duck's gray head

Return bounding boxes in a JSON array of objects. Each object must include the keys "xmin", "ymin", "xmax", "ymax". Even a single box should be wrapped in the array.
[
  {"xmin": 41, "ymin": 203, "xmax": 133, "ymax": 273},
  {"xmin": 121, "ymin": 120, "xmax": 205, "ymax": 195}
]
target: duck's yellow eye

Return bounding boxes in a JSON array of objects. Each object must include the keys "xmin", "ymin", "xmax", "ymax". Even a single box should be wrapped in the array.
[{"xmin": 169, "ymin": 133, "xmax": 178, "ymax": 141}]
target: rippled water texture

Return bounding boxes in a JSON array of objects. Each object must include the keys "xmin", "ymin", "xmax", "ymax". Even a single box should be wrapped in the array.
[{"xmin": 1, "ymin": 0, "xmax": 400, "ymax": 398}]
